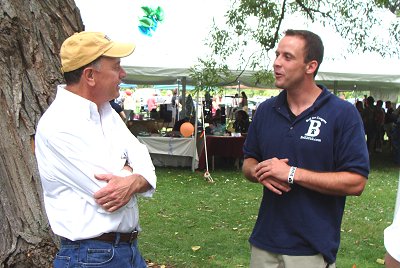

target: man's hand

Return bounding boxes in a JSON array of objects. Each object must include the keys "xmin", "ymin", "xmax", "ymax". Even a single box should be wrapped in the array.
[
  {"xmin": 255, "ymin": 157, "xmax": 292, "ymax": 195},
  {"xmin": 94, "ymin": 172, "xmax": 150, "ymax": 212}
]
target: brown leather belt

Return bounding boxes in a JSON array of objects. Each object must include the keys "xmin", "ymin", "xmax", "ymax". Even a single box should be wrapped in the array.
[{"xmin": 94, "ymin": 230, "xmax": 138, "ymax": 244}]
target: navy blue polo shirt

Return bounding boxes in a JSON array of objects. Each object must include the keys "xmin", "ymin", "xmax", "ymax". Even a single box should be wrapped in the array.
[
  {"xmin": 243, "ymin": 86, "xmax": 369, "ymax": 264},
  {"xmin": 110, "ymin": 100, "xmax": 123, "ymax": 113}
]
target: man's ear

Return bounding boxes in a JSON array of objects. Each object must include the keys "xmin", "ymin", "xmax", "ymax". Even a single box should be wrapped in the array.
[
  {"xmin": 305, "ymin": 60, "xmax": 318, "ymax": 75},
  {"xmin": 83, "ymin": 68, "xmax": 95, "ymax": 85}
]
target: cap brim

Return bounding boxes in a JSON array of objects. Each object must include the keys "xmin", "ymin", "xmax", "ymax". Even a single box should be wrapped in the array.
[{"xmin": 103, "ymin": 42, "xmax": 136, "ymax": 58}]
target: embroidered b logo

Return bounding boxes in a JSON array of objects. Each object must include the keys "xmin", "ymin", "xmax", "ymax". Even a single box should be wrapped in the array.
[{"xmin": 305, "ymin": 119, "xmax": 321, "ymax": 137}]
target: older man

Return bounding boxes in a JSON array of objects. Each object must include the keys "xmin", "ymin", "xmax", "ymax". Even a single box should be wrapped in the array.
[{"xmin": 35, "ymin": 32, "xmax": 156, "ymax": 267}]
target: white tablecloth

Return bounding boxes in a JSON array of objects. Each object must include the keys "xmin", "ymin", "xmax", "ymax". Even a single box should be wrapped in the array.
[{"xmin": 137, "ymin": 136, "xmax": 198, "ymax": 169}]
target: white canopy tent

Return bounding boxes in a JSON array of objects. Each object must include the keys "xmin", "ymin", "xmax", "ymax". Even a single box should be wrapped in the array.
[
  {"xmin": 123, "ymin": 66, "xmax": 400, "ymax": 102},
  {"xmin": 122, "ymin": 66, "xmax": 270, "ymax": 89},
  {"xmin": 316, "ymin": 72, "xmax": 400, "ymax": 103}
]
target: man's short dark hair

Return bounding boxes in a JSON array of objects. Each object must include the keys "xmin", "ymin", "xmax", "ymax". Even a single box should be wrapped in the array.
[
  {"xmin": 284, "ymin": 29, "xmax": 324, "ymax": 77},
  {"xmin": 63, "ymin": 57, "xmax": 102, "ymax": 85}
]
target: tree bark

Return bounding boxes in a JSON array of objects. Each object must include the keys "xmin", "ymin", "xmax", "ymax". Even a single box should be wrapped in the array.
[{"xmin": 0, "ymin": 0, "xmax": 83, "ymax": 266}]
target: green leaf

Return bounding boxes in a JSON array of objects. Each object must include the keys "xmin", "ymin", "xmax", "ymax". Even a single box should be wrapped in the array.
[
  {"xmin": 141, "ymin": 6, "xmax": 154, "ymax": 16},
  {"xmin": 155, "ymin": 6, "xmax": 165, "ymax": 21},
  {"xmin": 139, "ymin": 17, "xmax": 154, "ymax": 28}
]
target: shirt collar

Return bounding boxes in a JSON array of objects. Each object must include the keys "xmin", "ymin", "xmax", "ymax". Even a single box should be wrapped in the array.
[
  {"xmin": 273, "ymin": 84, "xmax": 330, "ymax": 109},
  {"xmin": 56, "ymin": 85, "xmax": 112, "ymax": 122}
]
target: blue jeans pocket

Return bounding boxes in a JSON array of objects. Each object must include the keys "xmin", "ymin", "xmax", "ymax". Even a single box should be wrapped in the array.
[
  {"xmin": 53, "ymin": 254, "xmax": 70, "ymax": 268},
  {"xmin": 85, "ymin": 247, "xmax": 114, "ymax": 264}
]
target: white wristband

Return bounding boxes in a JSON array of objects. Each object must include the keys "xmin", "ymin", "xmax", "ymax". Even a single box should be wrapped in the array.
[{"xmin": 288, "ymin": 166, "xmax": 297, "ymax": 184}]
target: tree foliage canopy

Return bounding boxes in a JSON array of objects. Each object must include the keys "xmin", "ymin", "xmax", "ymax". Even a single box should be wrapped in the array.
[{"xmin": 190, "ymin": 0, "xmax": 400, "ymax": 91}]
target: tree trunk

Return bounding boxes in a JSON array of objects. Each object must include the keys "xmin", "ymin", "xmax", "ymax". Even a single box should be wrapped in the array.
[{"xmin": 0, "ymin": 0, "xmax": 83, "ymax": 266}]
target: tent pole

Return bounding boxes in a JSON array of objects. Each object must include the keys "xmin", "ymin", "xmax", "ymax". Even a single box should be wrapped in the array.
[
  {"xmin": 192, "ymin": 90, "xmax": 199, "ymax": 172},
  {"xmin": 177, "ymin": 79, "xmax": 180, "ymax": 122},
  {"xmin": 333, "ymin": 80, "xmax": 338, "ymax": 95},
  {"xmin": 181, "ymin": 77, "xmax": 187, "ymax": 118}
]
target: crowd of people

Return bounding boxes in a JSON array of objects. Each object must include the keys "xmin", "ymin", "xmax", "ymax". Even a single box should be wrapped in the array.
[
  {"xmin": 354, "ymin": 95, "xmax": 400, "ymax": 162},
  {"xmin": 113, "ymin": 88, "xmax": 255, "ymax": 137},
  {"xmin": 202, "ymin": 91, "xmax": 252, "ymax": 135}
]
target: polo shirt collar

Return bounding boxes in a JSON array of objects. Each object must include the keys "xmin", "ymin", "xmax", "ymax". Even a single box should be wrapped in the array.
[{"xmin": 273, "ymin": 84, "xmax": 330, "ymax": 109}]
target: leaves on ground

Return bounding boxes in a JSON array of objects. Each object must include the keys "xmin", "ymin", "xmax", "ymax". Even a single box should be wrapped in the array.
[{"xmin": 191, "ymin": 245, "xmax": 201, "ymax": 251}]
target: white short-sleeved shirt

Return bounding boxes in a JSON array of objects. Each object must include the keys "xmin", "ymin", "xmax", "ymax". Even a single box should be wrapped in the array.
[
  {"xmin": 384, "ymin": 173, "xmax": 400, "ymax": 261},
  {"xmin": 35, "ymin": 85, "xmax": 156, "ymax": 241}
]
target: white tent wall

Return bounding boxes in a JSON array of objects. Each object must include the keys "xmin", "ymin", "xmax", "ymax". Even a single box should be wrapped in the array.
[
  {"xmin": 122, "ymin": 66, "xmax": 271, "ymax": 88},
  {"xmin": 123, "ymin": 66, "xmax": 400, "ymax": 102},
  {"xmin": 315, "ymin": 72, "xmax": 400, "ymax": 103},
  {"xmin": 123, "ymin": 66, "xmax": 192, "ymax": 85},
  {"xmin": 369, "ymin": 89, "xmax": 399, "ymax": 104}
]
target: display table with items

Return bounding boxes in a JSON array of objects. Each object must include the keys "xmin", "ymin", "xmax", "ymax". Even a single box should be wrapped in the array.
[
  {"xmin": 198, "ymin": 135, "xmax": 246, "ymax": 170},
  {"xmin": 137, "ymin": 135, "xmax": 198, "ymax": 170},
  {"xmin": 127, "ymin": 118, "xmax": 171, "ymax": 137}
]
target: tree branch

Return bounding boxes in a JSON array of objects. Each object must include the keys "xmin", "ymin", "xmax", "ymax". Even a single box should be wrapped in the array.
[{"xmin": 295, "ymin": 0, "xmax": 334, "ymax": 20}]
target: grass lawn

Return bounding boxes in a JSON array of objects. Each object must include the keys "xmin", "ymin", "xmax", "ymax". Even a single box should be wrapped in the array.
[{"xmin": 138, "ymin": 150, "xmax": 399, "ymax": 268}]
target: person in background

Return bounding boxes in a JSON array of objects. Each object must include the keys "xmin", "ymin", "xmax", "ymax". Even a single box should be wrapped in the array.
[
  {"xmin": 123, "ymin": 90, "xmax": 136, "ymax": 120},
  {"xmin": 35, "ymin": 31, "xmax": 157, "ymax": 268},
  {"xmin": 384, "ymin": 175, "xmax": 400, "ymax": 268},
  {"xmin": 240, "ymin": 91, "xmax": 248, "ymax": 112},
  {"xmin": 233, "ymin": 109, "xmax": 250, "ymax": 133},
  {"xmin": 204, "ymin": 109, "xmax": 224, "ymax": 135},
  {"xmin": 212, "ymin": 95, "xmax": 221, "ymax": 116},
  {"xmin": 211, "ymin": 108, "xmax": 222, "ymax": 126},
  {"xmin": 242, "ymin": 29, "xmax": 369, "ymax": 268},
  {"xmin": 171, "ymin": 88, "xmax": 180, "ymax": 123},
  {"xmin": 115, "ymin": 92, "xmax": 125, "ymax": 108},
  {"xmin": 233, "ymin": 93, "xmax": 240, "ymax": 108},
  {"xmin": 110, "ymin": 99, "xmax": 127, "ymax": 121},
  {"xmin": 392, "ymin": 115, "xmax": 400, "ymax": 164},
  {"xmin": 374, "ymin": 100, "xmax": 385, "ymax": 153},
  {"xmin": 165, "ymin": 89, "xmax": 173, "ymax": 104},
  {"xmin": 363, "ymin": 94, "xmax": 369, "ymax": 108},
  {"xmin": 384, "ymin": 100, "xmax": 396, "ymax": 151},
  {"xmin": 147, "ymin": 92, "xmax": 157, "ymax": 113},
  {"xmin": 355, "ymin": 100, "xmax": 364, "ymax": 118},
  {"xmin": 362, "ymin": 96, "xmax": 377, "ymax": 154},
  {"xmin": 185, "ymin": 94, "xmax": 195, "ymax": 118}
]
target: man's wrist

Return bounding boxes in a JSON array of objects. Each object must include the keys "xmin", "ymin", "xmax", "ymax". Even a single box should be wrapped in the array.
[
  {"xmin": 117, "ymin": 169, "xmax": 133, "ymax": 177},
  {"xmin": 288, "ymin": 166, "xmax": 297, "ymax": 184}
]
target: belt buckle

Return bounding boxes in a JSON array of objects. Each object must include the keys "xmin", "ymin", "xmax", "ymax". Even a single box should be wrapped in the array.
[{"xmin": 129, "ymin": 230, "xmax": 138, "ymax": 243}]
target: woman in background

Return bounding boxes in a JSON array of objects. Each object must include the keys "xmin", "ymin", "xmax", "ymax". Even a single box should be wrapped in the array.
[
  {"xmin": 240, "ymin": 91, "xmax": 248, "ymax": 112},
  {"xmin": 233, "ymin": 110, "xmax": 250, "ymax": 133}
]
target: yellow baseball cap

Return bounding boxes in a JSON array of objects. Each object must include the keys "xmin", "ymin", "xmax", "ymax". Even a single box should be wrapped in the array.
[{"xmin": 60, "ymin": 32, "xmax": 135, "ymax": 72}]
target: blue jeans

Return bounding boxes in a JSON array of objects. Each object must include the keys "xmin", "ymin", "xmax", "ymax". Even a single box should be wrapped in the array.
[{"xmin": 54, "ymin": 235, "xmax": 147, "ymax": 268}]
